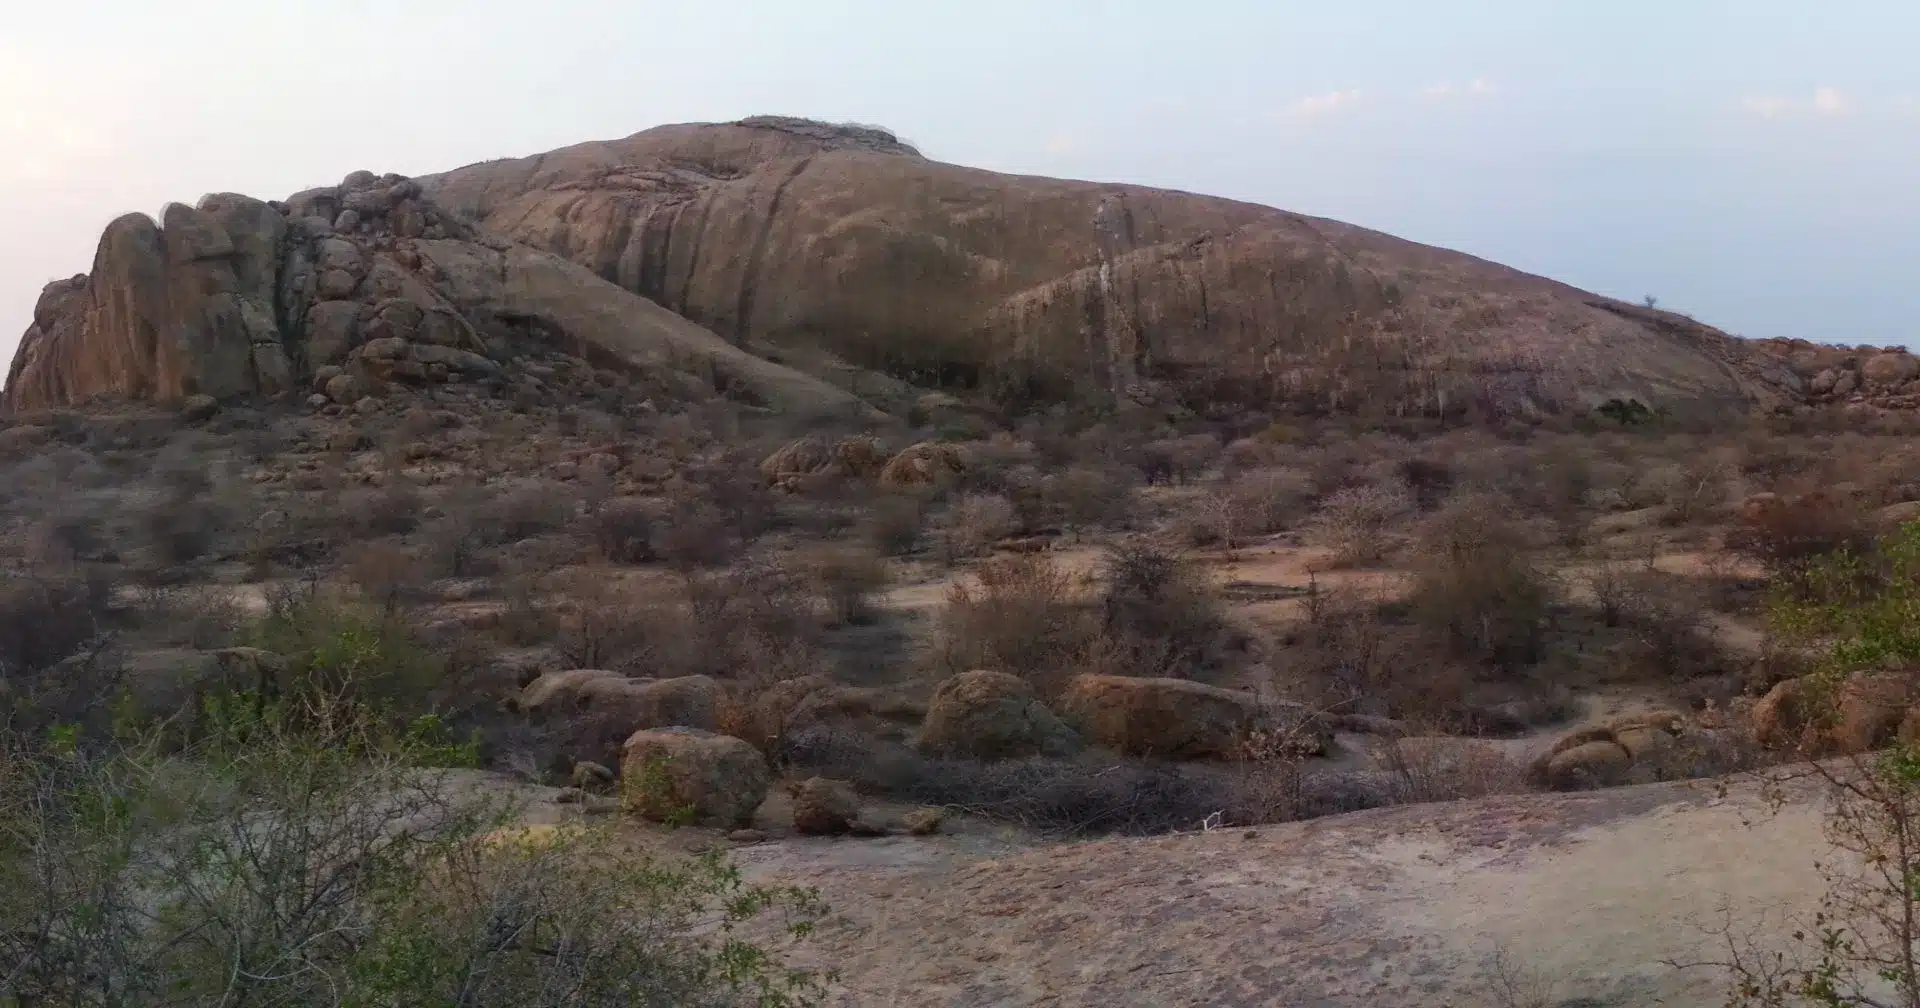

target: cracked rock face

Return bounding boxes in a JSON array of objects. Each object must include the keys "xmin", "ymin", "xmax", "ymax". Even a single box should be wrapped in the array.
[
  {"xmin": 3, "ymin": 172, "xmax": 494, "ymax": 413},
  {"xmin": 420, "ymin": 116, "xmax": 1798, "ymax": 420},
  {"xmin": 4, "ymin": 162, "xmax": 867, "ymax": 419}
]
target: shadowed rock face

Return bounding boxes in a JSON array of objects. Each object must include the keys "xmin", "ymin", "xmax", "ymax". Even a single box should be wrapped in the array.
[
  {"xmin": 3, "ymin": 165, "xmax": 868, "ymax": 418},
  {"xmin": 421, "ymin": 116, "xmax": 1794, "ymax": 419}
]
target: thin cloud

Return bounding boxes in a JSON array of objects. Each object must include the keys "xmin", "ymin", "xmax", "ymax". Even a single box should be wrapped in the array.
[
  {"xmin": 1043, "ymin": 132, "xmax": 1083, "ymax": 156},
  {"xmin": 1742, "ymin": 86, "xmax": 1851, "ymax": 119},
  {"xmin": 1420, "ymin": 78, "xmax": 1497, "ymax": 100},
  {"xmin": 1280, "ymin": 89, "xmax": 1363, "ymax": 122}
]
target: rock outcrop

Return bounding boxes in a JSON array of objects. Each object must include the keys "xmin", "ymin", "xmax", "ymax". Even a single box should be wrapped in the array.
[
  {"xmin": 5, "ymin": 168, "xmax": 870, "ymax": 419},
  {"xmin": 421, "ymin": 116, "xmax": 1797, "ymax": 420},
  {"xmin": 620, "ymin": 726, "xmax": 771, "ymax": 829},
  {"xmin": 1056, "ymin": 674, "xmax": 1330, "ymax": 760},
  {"xmin": 916, "ymin": 669, "xmax": 1081, "ymax": 760}
]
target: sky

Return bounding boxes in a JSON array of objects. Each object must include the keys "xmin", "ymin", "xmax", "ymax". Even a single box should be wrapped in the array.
[{"xmin": 4, "ymin": 0, "xmax": 1917, "ymax": 371}]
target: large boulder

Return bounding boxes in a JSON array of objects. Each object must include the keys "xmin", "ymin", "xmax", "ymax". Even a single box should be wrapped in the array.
[
  {"xmin": 878, "ymin": 441, "xmax": 965, "ymax": 490},
  {"xmin": 620, "ymin": 727, "xmax": 770, "ymax": 828},
  {"xmin": 788, "ymin": 776, "xmax": 862, "ymax": 836},
  {"xmin": 916, "ymin": 669, "xmax": 1080, "ymax": 760},
  {"xmin": 1864, "ymin": 352, "xmax": 1920, "ymax": 388},
  {"xmin": 1752, "ymin": 676, "xmax": 1815, "ymax": 751},
  {"xmin": 1538, "ymin": 741, "xmax": 1632, "ymax": 790},
  {"xmin": 1055, "ymin": 674, "xmax": 1329, "ymax": 760}
]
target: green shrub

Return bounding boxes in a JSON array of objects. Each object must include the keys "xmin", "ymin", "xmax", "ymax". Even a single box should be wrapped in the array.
[{"xmin": 0, "ymin": 658, "xmax": 829, "ymax": 1006}]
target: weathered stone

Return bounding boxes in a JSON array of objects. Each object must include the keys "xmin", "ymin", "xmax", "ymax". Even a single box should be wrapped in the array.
[
  {"xmin": 342, "ymin": 170, "xmax": 378, "ymax": 188},
  {"xmin": 179, "ymin": 394, "xmax": 219, "ymax": 422},
  {"xmin": 304, "ymin": 301, "xmax": 363, "ymax": 364},
  {"xmin": 1864, "ymin": 353, "xmax": 1920, "ymax": 387},
  {"xmin": 1540, "ymin": 741, "xmax": 1632, "ymax": 790},
  {"xmin": 359, "ymin": 337, "xmax": 409, "ymax": 360},
  {"xmin": 1057, "ymin": 674, "xmax": 1329, "ymax": 760},
  {"xmin": 917, "ymin": 670, "xmax": 1080, "ymax": 760},
  {"xmin": 323, "ymin": 373, "xmax": 362, "ymax": 404},
  {"xmin": 878, "ymin": 441, "xmax": 964, "ymax": 489},
  {"xmin": 620, "ymin": 727, "xmax": 770, "ymax": 829},
  {"xmin": 316, "ymin": 269, "xmax": 359, "ymax": 300},
  {"xmin": 789, "ymin": 776, "xmax": 861, "ymax": 836}
]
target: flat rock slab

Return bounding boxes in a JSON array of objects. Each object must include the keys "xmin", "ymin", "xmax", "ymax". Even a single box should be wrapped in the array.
[{"xmin": 735, "ymin": 774, "xmax": 1836, "ymax": 1007}]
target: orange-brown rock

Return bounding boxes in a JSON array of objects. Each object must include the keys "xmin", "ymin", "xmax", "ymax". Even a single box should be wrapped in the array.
[
  {"xmin": 422, "ymin": 116, "xmax": 1795, "ymax": 419},
  {"xmin": 878, "ymin": 441, "xmax": 965, "ymax": 489},
  {"xmin": 7, "ymin": 168, "xmax": 869, "ymax": 420}
]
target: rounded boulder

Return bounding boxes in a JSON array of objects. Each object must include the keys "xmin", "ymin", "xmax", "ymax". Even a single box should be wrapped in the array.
[
  {"xmin": 620, "ymin": 727, "xmax": 770, "ymax": 829},
  {"xmin": 917, "ymin": 669, "xmax": 1080, "ymax": 760}
]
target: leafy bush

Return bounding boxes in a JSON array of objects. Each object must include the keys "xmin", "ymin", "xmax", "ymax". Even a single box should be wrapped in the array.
[{"xmin": 0, "ymin": 677, "xmax": 829, "ymax": 1006}]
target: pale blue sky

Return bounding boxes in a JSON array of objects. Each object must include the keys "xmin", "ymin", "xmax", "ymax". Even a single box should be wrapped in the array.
[{"xmin": 4, "ymin": 0, "xmax": 1916, "ymax": 368}]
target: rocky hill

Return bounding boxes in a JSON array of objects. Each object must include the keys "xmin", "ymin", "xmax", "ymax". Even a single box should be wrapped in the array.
[
  {"xmin": 11, "ymin": 114, "xmax": 1888, "ymax": 422},
  {"xmin": 419, "ymin": 115, "xmax": 1803, "ymax": 420},
  {"xmin": 3, "ymin": 167, "xmax": 870, "ymax": 418}
]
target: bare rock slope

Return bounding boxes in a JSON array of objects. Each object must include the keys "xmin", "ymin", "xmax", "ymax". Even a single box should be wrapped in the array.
[
  {"xmin": 423, "ymin": 115, "xmax": 1794, "ymax": 418},
  {"xmin": 733, "ymin": 773, "xmax": 1837, "ymax": 1007},
  {"xmin": 4, "ymin": 168, "xmax": 868, "ymax": 418}
]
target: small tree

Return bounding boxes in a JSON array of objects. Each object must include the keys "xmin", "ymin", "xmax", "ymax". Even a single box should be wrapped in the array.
[{"xmin": 1711, "ymin": 523, "xmax": 1920, "ymax": 1006}]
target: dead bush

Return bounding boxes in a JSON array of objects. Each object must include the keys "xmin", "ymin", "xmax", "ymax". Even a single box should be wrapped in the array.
[
  {"xmin": 1725, "ymin": 490, "xmax": 1871, "ymax": 582},
  {"xmin": 583, "ymin": 498, "xmax": 657, "ymax": 564},
  {"xmin": 864, "ymin": 491, "xmax": 928, "ymax": 556},
  {"xmin": 650, "ymin": 494, "xmax": 737, "ymax": 571},
  {"xmin": 0, "ymin": 571, "xmax": 111, "ymax": 679},
  {"xmin": 1371, "ymin": 737, "xmax": 1525, "ymax": 804},
  {"xmin": 796, "ymin": 544, "xmax": 890, "ymax": 626},
  {"xmin": 1406, "ymin": 496, "xmax": 1553, "ymax": 664},
  {"xmin": 347, "ymin": 484, "xmax": 424, "ymax": 538},
  {"xmin": 1190, "ymin": 469, "xmax": 1314, "ymax": 548},
  {"xmin": 1136, "ymin": 434, "xmax": 1218, "ymax": 485},
  {"xmin": 1304, "ymin": 482, "xmax": 1413, "ymax": 566},
  {"xmin": 346, "ymin": 541, "xmax": 431, "ymax": 616},
  {"xmin": 936, "ymin": 492, "xmax": 1019, "ymax": 562},
  {"xmin": 937, "ymin": 554, "xmax": 1093, "ymax": 698},
  {"xmin": 1099, "ymin": 543, "xmax": 1228, "ymax": 676},
  {"xmin": 1040, "ymin": 464, "xmax": 1136, "ymax": 532}
]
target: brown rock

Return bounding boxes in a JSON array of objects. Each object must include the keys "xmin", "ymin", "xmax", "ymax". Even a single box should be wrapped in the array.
[
  {"xmin": 1056, "ymin": 673, "xmax": 1326, "ymax": 760},
  {"xmin": 1864, "ymin": 353, "xmax": 1920, "ymax": 387},
  {"xmin": 323, "ymin": 373, "xmax": 362, "ymax": 405},
  {"xmin": 903, "ymin": 807, "xmax": 945, "ymax": 836},
  {"xmin": 1830, "ymin": 674, "xmax": 1911, "ymax": 754},
  {"xmin": 878, "ymin": 441, "xmax": 965, "ymax": 489},
  {"xmin": 179, "ymin": 394, "xmax": 219, "ymax": 422},
  {"xmin": 620, "ymin": 727, "xmax": 770, "ymax": 829},
  {"xmin": 418, "ymin": 115, "xmax": 1797, "ymax": 420},
  {"xmin": 1876, "ymin": 501, "xmax": 1920, "ymax": 530},
  {"xmin": 1752, "ymin": 676, "xmax": 1814, "ymax": 751},
  {"xmin": 0, "ymin": 424, "xmax": 50, "ymax": 457},
  {"xmin": 1540, "ymin": 741, "xmax": 1633, "ymax": 790},
  {"xmin": 789, "ymin": 776, "xmax": 862, "ymax": 835},
  {"xmin": 916, "ymin": 669, "xmax": 1080, "ymax": 760}
]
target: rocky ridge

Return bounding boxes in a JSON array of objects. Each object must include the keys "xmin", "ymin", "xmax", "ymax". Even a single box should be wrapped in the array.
[{"xmin": 4, "ymin": 167, "xmax": 868, "ymax": 419}]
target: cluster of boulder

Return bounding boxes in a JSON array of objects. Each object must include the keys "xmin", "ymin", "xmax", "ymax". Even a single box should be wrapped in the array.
[
  {"xmin": 1525, "ymin": 710, "xmax": 1710, "ymax": 790},
  {"xmin": 1750, "ymin": 672, "xmax": 1920, "ymax": 756},
  {"xmin": 514, "ymin": 664, "xmax": 1335, "ymax": 835},
  {"xmin": 1754, "ymin": 338, "xmax": 1920, "ymax": 412},
  {"xmin": 758, "ymin": 435, "xmax": 967, "ymax": 492}
]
